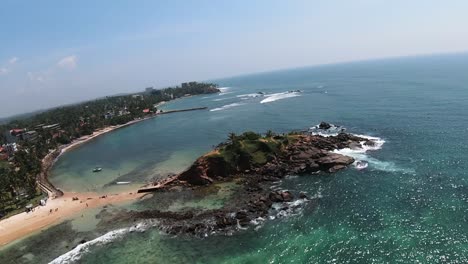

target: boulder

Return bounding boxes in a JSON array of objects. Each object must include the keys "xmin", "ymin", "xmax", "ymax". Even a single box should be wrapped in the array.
[
  {"xmin": 280, "ymin": 191, "xmax": 294, "ymax": 202},
  {"xmin": 319, "ymin": 122, "xmax": 332, "ymax": 130},
  {"xmin": 269, "ymin": 191, "xmax": 284, "ymax": 202},
  {"xmin": 317, "ymin": 153, "xmax": 354, "ymax": 172}
]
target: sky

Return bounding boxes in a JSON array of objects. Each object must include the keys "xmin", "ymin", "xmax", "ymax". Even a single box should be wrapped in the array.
[{"xmin": 1, "ymin": 0, "xmax": 468, "ymax": 117}]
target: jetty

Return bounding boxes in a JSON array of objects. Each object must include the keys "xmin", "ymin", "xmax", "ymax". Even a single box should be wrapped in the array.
[
  {"xmin": 137, "ymin": 176, "xmax": 178, "ymax": 193},
  {"xmin": 158, "ymin": 107, "xmax": 207, "ymax": 115}
]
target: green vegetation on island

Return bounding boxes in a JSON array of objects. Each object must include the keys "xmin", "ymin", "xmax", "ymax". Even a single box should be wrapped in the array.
[{"xmin": 211, "ymin": 131, "xmax": 293, "ymax": 169}]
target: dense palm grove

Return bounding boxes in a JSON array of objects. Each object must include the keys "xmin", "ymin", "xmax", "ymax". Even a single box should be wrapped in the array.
[{"xmin": 0, "ymin": 82, "xmax": 219, "ymax": 217}]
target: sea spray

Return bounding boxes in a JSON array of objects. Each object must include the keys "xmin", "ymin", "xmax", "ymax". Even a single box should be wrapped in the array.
[
  {"xmin": 260, "ymin": 91, "xmax": 301, "ymax": 104},
  {"xmin": 210, "ymin": 103, "xmax": 245, "ymax": 112}
]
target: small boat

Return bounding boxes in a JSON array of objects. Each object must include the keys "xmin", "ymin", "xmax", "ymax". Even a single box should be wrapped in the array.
[
  {"xmin": 92, "ymin": 167, "xmax": 102, "ymax": 172},
  {"xmin": 355, "ymin": 161, "xmax": 368, "ymax": 170},
  {"xmin": 116, "ymin": 181, "xmax": 131, "ymax": 185}
]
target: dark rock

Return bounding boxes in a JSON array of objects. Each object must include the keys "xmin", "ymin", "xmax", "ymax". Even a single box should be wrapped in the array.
[
  {"xmin": 319, "ymin": 122, "xmax": 332, "ymax": 130},
  {"xmin": 281, "ymin": 191, "xmax": 294, "ymax": 202},
  {"xmin": 317, "ymin": 153, "xmax": 354, "ymax": 172},
  {"xmin": 131, "ymin": 129, "xmax": 379, "ymax": 237},
  {"xmin": 329, "ymin": 164, "xmax": 347, "ymax": 173},
  {"xmin": 269, "ymin": 191, "xmax": 284, "ymax": 202}
]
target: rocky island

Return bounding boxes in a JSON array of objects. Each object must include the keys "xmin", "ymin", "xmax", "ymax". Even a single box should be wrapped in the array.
[{"xmin": 131, "ymin": 124, "xmax": 378, "ymax": 236}]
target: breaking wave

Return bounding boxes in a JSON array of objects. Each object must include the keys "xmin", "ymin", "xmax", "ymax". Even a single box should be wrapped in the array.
[
  {"xmin": 218, "ymin": 87, "xmax": 230, "ymax": 92},
  {"xmin": 213, "ymin": 97, "xmax": 234, "ymax": 101},
  {"xmin": 260, "ymin": 91, "xmax": 301, "ymax": 104},
  {"xmin": 210, "ymin": 103, "xmax": 244, "ymax": 112},
  {"xmin": 333, "ymin": 135, "xmax": 412, "ymax": 173},
  {"xmin": 310, "ymin": 123, "xmax": 412, "ymax": 173},
  {"xmin": 237, "ymin": 93, "xmax": 264, "ymax": 99},
  {"xmin": 50, "ymin": 222, "xmax": 150, "ymax": 264}
]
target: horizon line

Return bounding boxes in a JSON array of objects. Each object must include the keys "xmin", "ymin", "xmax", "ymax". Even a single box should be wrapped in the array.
[{"xmin": 2, "ymin": 50, "xmax": 467, "ymax": 120}]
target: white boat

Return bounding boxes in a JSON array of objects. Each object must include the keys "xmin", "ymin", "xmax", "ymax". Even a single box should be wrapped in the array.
[
  {"xmin": 116, "ymin": 181, "xmax": 131, "ymax": 185},
  {"xmin": 92, "ymin": 167, "xmax": 102, "ymax": 172}
]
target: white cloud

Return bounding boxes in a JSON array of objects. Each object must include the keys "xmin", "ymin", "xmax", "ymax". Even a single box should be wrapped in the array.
[
  {"xmin": 0, "ymin": 67, "xmax": 9, "ymax": 75},
  {"xmin": 27, "ymin": 72, "xmax": 45, "ymax": 82},
  {"xmin": 8, "ymin": 57, "xmax": 18, "ymax": 64},
  {"xmin": 57, "ymin": 55, "xmax": 78, "ymax": 70}
]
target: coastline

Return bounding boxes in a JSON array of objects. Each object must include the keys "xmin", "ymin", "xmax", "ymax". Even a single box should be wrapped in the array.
[
  {"xmin": 0, "ymin": 191, "xmax": 147, "ymax": 247},
  {"xmin": 38, "ymin": 113, "xmax": 161, "ymax": 198},
  {"xmin": 0, "ymin": 114, "xmax": 159, "ymax": 247},
  {"xmin": 0, "ymin": 101, "xmax": 213, "ymax": 247}
]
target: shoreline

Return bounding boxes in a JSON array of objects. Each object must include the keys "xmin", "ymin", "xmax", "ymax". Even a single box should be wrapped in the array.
[
  {"xmin": 37, "ymin": 115, "xmax": 158, "ymax": 198},
  {"xmin": 38, "ymin": 103, "xmax": 209, "ymax": 197},
  {"xmin": 0, "ymin": 191, "xmax": 147, "ymax": 247},
  {"xmin": 0, "ymin": 102, "xmax": 212, "ymax": 247},
  {"xmin": 0, "ymin": 114, "xmax": 159, "ymax": 247}
]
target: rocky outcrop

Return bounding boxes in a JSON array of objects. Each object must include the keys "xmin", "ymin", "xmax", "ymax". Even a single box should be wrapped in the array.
[
  {"xmin": 130, "ymin": 128, "xmax": 378, "ymax": 237},
  {"xmin": 152, "ymin": 132, "xmax": 371, "ymax": 189},
  {"xmin": 178, "ymin": 155, "xmax": 233, "ymax": 185}
]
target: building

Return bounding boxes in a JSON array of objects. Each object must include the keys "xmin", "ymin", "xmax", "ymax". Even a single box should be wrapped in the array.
[
  {"xmin": 42, "ymin": 123, "xmax": 61, "ymax": 131},
  {"xmin": 104, "ymin": 112, "xmax": 114, "ymax": 119},
  {"xmin": 34, "ymin": 124, "xmax": 46, "ymax": 130},
  {"xmin": 145, "ymin": 87, "xmax": 155, "ymax": 94},
  {"xmin": 10, "ymin": 128, "xmax": 25, "ymax": 137},
  {"xmin": 2, "ymin": 143, "xmax": 18, "ymax": 156},
  {"xmin": 22, "ymin": 130, "xmax": 38, "ymax": 142},
  {"xmin": 142, "ymin": 109, "xmax": 150, "ymax": 114}
]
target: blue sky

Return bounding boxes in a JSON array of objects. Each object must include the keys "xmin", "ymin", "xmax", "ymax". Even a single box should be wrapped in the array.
[{"xmin": 1, "ymin": 0, "xmax": 468, "ymax": 117}]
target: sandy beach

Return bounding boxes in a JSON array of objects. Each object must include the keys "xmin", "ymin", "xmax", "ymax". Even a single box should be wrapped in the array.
[
  {"xmin": 0, "ymin": 191, "xmax": 146, "ymax": 247},
  {"xmin": 0, "ymin": 116, "xmax": 159, "ymax": 247},
  {"xmin": 0, "ymin": 101, "xmax": 178, "ymax": 247},
  {"xmin": 60, "ymin": 118, "xmax": 151, "ymax": 154}
]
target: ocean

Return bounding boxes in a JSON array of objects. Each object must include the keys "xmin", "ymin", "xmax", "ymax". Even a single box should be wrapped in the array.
[{"xmin": 1, "ymin": 53, "xmax": 468, "ymax": 263}]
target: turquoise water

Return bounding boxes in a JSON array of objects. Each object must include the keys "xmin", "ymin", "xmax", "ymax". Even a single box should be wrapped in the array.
[{"xmin": 2, "ymin": 53, "xmax": 468, "ymax": 263}]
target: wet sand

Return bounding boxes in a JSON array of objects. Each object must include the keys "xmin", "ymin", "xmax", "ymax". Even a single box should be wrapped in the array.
[{"xmin": 0, "ymin": 192, "xmax": 147, "ymax": 247}]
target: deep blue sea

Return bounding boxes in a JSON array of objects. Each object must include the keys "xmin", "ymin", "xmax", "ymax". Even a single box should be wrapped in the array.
[{"xmin": 1, "ymin": 54, "xmax": 468, "ymax": 263}]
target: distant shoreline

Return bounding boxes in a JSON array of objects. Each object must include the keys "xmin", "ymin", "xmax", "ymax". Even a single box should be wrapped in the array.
[{"xmin": 38, "ymin": 113, "xmax": 161, "ymax": 198}]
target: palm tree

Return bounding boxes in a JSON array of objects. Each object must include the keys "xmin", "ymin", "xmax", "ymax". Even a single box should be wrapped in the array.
[
  {"xmin": 266, "ymin": 130, "xmax": 274, "ymax": 138},
  {"xmin": 228, "ymin": 132, "xmax": 237, "ymax": 143}
]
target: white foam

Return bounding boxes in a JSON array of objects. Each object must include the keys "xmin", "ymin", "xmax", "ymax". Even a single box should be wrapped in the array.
[
  {"xmin": 210, "ymin": 103, "xmax": 244, "ymax": 112},
  {"xmin": 237, "ymin": 93, "xmax": 263, "ymax": 98},
  {"xmin": 310, "ymin": 132, "xmax": 339, "ymax": 137},
  {"xmin": 270, "ymin": 197, "xmax": 308, "ymax": 219},
  {"xmin": 331, "ymin": 136, "xmax": 412, "ymax": 173},
  {"xmin": 50, "ymin": 222, "xmax": 149, "ymax": 264},
  {"xmin": 260, "ymin": 91, "xmax": 301, "ymax": 104},
  {"xmin": 213, "ymin": 97, "xmax": 234, "ymax": 102},
  {"xmin": 309, "ymin": 123, "xmax": 344, "ymax": 137},
  {"xmin": 217, "ymin": 87, "xmax": 230, "ymax": 92}
]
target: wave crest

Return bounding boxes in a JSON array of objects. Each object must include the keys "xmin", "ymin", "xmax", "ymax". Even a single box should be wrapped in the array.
[
  {"xmin": 260, "ymin": 91, "xmax": 301, "ymax": 104},
  {"xmin": 50, "ymin": 222, "xmax": 150, "ymax": 264},
  {"xmin": 210, "ymin": 103, "xmax": 244, "ymax": 112}
]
